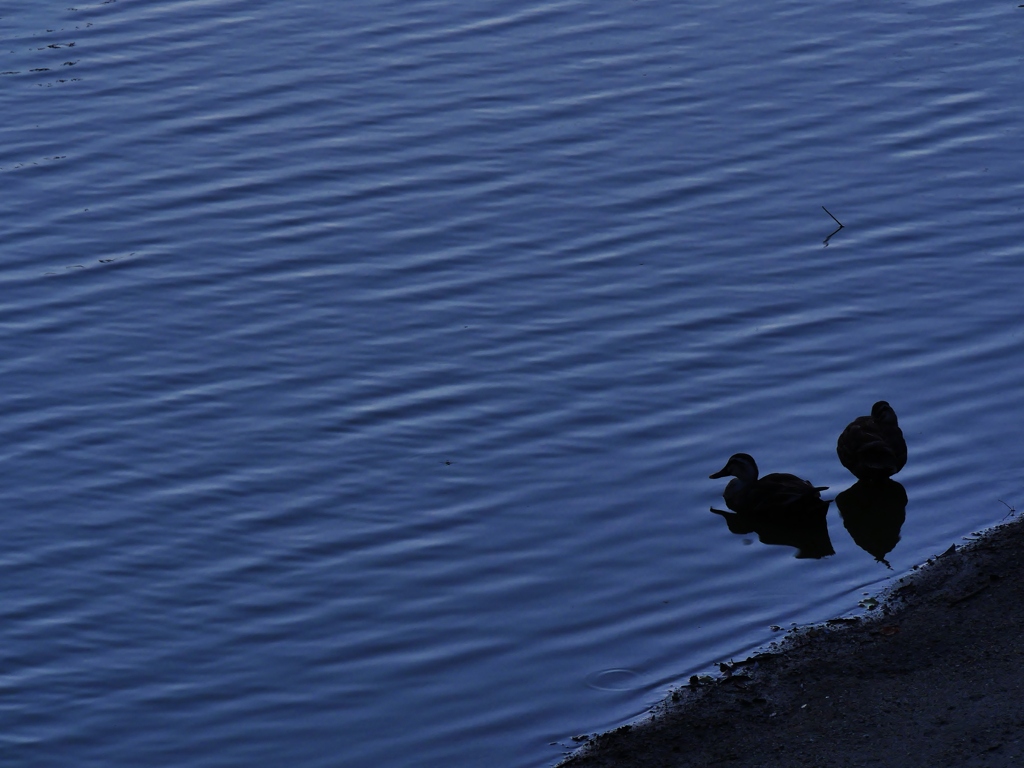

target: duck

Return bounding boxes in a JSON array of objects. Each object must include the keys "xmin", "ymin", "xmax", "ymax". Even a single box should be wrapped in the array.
[
  {"xmin": 836, "ymin": 401, "xmax": 907, "ymax": 481},
  {"xmin": 709, "ymin": 453, "xmax": 828, "ymax": 516}
]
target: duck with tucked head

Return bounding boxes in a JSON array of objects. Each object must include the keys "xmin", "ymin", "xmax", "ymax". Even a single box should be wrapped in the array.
[
  {"xmin": 709, "ymin": 453, "xmax": 828, "ymax": 516},
  {"xmin": 836, "ymin": 401, "xmax": 907, "ymax": 481}
]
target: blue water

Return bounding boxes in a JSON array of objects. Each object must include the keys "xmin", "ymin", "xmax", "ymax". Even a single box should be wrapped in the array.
[{"xmin": 1, "ymin": 1, "xmax": 1022, "ymax": 766}]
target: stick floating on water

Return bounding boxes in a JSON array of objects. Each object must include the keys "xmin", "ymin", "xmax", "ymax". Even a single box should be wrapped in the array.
[
  {"xmin": 822, "ymin": 206, "xmax": 844, "ymax": 246},
  {"xmin": 822, "ymin": 206, "xmax": 843, "ymax": 227}
]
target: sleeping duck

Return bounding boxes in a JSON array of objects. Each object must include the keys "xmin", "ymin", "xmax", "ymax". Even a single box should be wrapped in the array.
[
  {"xmin": 709, "ymin": 453, "xmax": 828, "ymax": 516},
  {"xmin": 836, "ymin": 401, "xmax": 907, "ymax": 481}
]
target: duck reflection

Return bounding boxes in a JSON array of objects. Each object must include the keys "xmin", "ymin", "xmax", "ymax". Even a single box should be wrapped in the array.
[
  {"xmin": 709, "ymin": 453, "xmax": 834, "ymax": 559},
  {"xmin": 710, "ymin": 504, "xmax": 834, "ymax": 559},
  {"xmin": 835, "ymin": 479, "xmax": 908, "ymax": 567}
]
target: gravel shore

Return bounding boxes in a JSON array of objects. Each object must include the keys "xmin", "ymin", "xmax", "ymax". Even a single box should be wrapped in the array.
[{"xmin": 560, "ymin": 514, "xmax": 1024, "ymax": 768}]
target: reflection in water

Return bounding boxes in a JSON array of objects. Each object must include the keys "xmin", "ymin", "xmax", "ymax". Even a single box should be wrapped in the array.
[
  {"xmin": 835, "ymin": 479, "xmax": 908, "ymax": 567},
  {"xmin": 711, "ymin": 502, "xmax": 834, "ymax": 559},
  {"xmin": 708, "ymin": 452, "xmax": 833, "ymax": 559}
]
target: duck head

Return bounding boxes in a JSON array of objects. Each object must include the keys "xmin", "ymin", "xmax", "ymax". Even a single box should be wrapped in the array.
[
  {"xmin": 709, "ymin": 453, "xmax": 759, "ymax": 482},
  {"xmin": 871, "ymin": 401, "xmax": 899, "ymax": 426}
]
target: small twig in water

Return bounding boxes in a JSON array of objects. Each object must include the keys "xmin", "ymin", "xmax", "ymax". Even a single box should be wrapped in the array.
[
  {"xmin": 822, "ymin": 206, "xmax": 843, "ymax": 227},
  {"xmin": 822, "ymin": 206, "xmax": 844, "ymax": 246},
  {"xmin": 998, "ymin": 499, "xmax": 1016, "ymax": 519}
]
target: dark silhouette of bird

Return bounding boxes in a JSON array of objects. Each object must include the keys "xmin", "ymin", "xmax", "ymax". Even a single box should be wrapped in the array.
[
  {"xmin": 709, "ymin": 453, "xmax": 827, "ymax": 515},
  {"xmin": 837, "ymin": 401, "xmax": 907, "ymax": 481}
]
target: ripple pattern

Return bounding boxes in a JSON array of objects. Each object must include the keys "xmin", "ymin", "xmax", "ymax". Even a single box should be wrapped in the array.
[{"xmin": 0, "ymin": 1, "xmax": 1022, "ymax": 767}]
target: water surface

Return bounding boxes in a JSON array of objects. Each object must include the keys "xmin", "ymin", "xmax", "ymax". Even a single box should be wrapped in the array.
[{"xmin": 1, "ymin": 2, "xmax": 1022, "ymax": 766}]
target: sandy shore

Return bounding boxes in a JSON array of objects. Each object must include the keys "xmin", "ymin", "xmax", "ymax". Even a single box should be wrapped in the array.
[{"xmin": 560, "ymin": 514, "xmax": 1024, "ymax": 768}]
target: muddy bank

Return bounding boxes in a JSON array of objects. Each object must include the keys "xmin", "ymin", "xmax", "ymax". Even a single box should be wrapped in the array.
[{"xmin": 560, "ymin": 514, "xmax": 1024, "ymax": 768}]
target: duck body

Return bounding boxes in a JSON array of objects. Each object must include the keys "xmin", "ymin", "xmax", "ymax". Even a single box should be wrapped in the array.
[
  {"xmin": 709, "ymin": 453, "xmax": 828, "ymax": 516},
  {"xmin": 837, "ymin": 401, "xmax": 907, "ymax": 481}
]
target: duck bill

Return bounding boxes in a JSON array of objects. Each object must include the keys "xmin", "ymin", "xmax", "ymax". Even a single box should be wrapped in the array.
[{"xmin": 709, "ymin": 466, "xmax": 730, "ymax": 479}]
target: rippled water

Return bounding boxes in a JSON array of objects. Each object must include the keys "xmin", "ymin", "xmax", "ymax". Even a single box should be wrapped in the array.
[{"xmin": 1, "ymin": 1, "xmax": 1022, "ymax": 766}]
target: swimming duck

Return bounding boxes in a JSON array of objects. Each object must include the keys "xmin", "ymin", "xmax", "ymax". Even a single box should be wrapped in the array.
[
  {"xmin": 836, "ymin": 401, "xmax": 907, "ymax": 481},
  {"xmin": 709, "ymin": 453, "xmax": 828, "ymax": 516}
]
